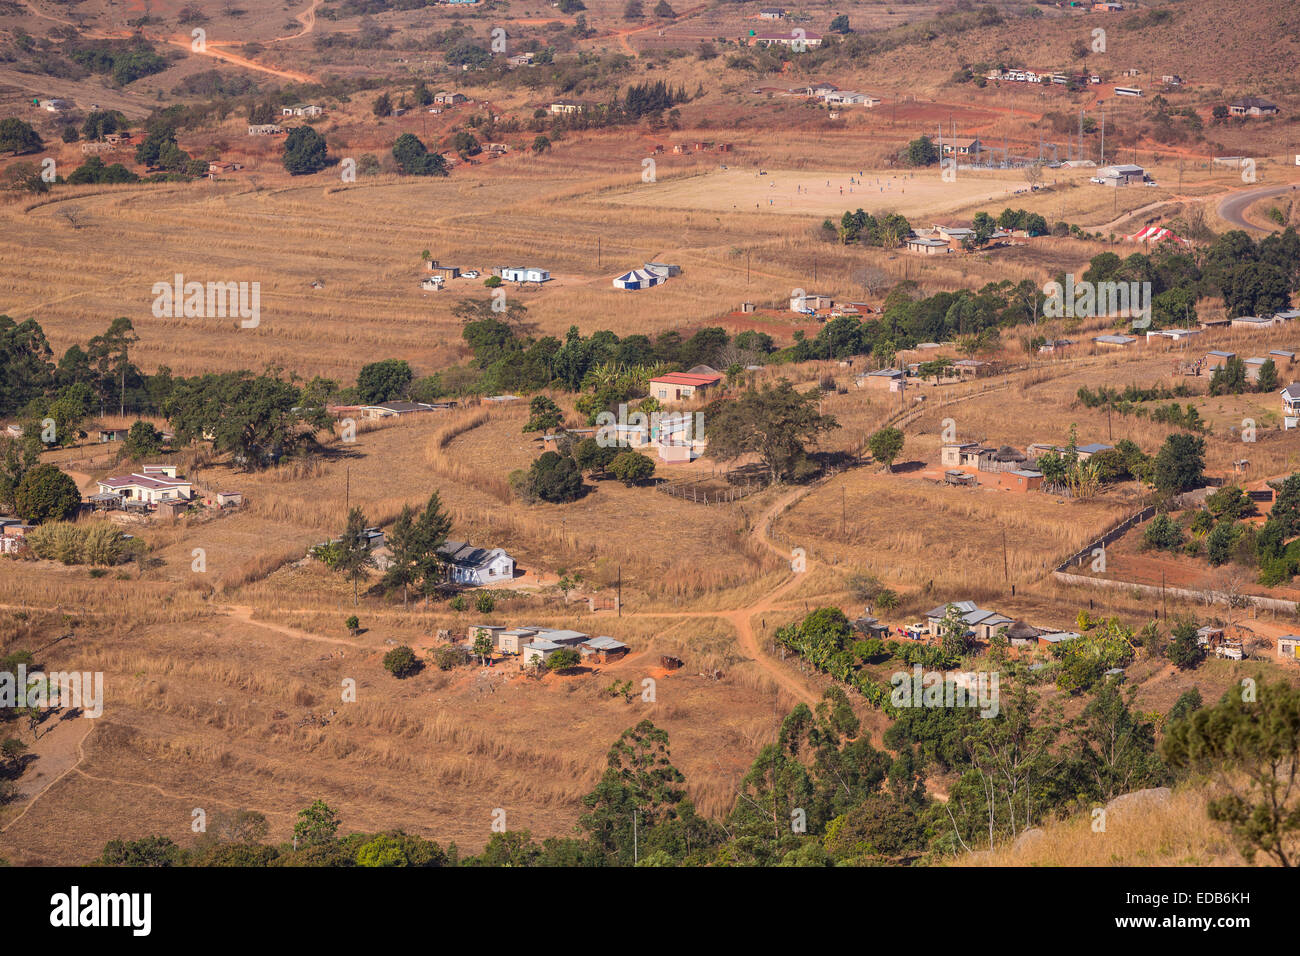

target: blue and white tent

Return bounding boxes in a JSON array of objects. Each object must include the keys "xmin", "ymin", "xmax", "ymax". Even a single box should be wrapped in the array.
[{"xmin": 612, "ymin": 267, "xmax": 668, "ymax": 291}]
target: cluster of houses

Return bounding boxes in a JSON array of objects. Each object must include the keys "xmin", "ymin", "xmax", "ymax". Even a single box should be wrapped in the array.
[
  {"xmin": 905, "ymin": 222, "xmax": 1018, "ymax": 255},
  {"xmin": 751, "ymin": 82, "xmax": 881, "ymax": 108},
  {"xmin": 932, "ymin": 437, "xmax": 1117, "ymax": 493},
  {"xmin": 466, "ymin": 622, "xmax": 629, "ymax": 666},
  {"xmin": 986, "ymin": 68, "xmax": 1102, "ymax": 86},
  {"xmin": 856, "ymin": 600, "xmax": 1084, "ymax": 653}
]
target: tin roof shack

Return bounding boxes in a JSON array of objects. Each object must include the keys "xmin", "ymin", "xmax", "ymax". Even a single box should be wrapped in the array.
[
  {"xmin": 1278, "ymin": 635, "xmax": 1300, "ymax": 663},
  {"xmin": 581, "ymin": 636, "xmax": 629, "ymax": 663}
]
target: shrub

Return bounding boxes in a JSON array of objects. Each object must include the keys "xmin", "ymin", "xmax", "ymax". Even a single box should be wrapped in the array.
[
  {"xmin": 475, "ymin": 591, "xmax": 495, "ymax": 614},
  {"xmin": 383, "ymin": 645, "xmax": 420, "ymax": 678},
  {"xmin": 434, "ymin": 645, "xmax": 469, "ymax": 670},
  {"xmin": 1142, "ymin": 513, "xmax": 1184, "ymax": 552}
]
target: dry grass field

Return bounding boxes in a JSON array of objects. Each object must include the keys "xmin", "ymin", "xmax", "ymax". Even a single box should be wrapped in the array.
[{"xmin": 2, "ymin": 0, "xmax": 1300, "ymax": 869}]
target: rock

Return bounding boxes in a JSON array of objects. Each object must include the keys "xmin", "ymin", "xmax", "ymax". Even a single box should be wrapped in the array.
[{"xmin": 1105, "ymin": 787, "xmax": 1172, "ymax": 816}]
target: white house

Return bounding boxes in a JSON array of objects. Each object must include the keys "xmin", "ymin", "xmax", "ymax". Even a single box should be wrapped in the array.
[
  {"xmin": 499, "ymin": 266, "xmax": 550, "ymax": 283},
  {"xmin": 1282, "ymin": 384, "xmax": 1300, "ymax": 430},
  {"xmin": 438, "ymin": 540, "xmax": 516, "ymax": 585},
  {"xmin": 96, "ymin": 466, "xmax": 192, "ymax": 504}
]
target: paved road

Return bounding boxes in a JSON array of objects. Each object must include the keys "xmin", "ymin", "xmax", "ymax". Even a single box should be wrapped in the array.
[{"xmin": 1217, "ymin": 182, "xmax": 1299, "ymax": 231}]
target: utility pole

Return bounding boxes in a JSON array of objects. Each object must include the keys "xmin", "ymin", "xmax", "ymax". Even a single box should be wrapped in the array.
[
  {"xmin": 1099, "ymin": 109, "xmax": 1105, "ymax": 166},
  {"xmin": 1001, "ymin": 529, "xmax": 1009, "ymax": 582},
  {"xmin": 746, "ymin": 250, "xmax": 750, "ymax": 284},
  {"xmin": 345, "ymin": 466, "xmax": 350, "ymax": 513},
  {"xmin": 617, "ymin": 564, "xmax": 622, "ymax": 616}
]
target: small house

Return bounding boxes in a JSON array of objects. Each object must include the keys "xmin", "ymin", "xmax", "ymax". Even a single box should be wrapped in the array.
[
  {"xmin": 1278, "ymin": 635, "xmax": 1300, "ymax": 662},
  {"xmin": 581, "ymin": 636, "xmax": 629, "ymax": 663},
  {"xmin": 1229, "ymin": 96, "xmax": 1279, "ymax": 117},
  {"xmin": 437, "ymin": 540, "xmax": 516, "ymax": 585},
  {"xmin": 434, "ymin": 91, "xmax": 468, "ymax": 106},
  {"xmin": 648, "ymin": 371, "xmax": 722, "ymax": 403}
]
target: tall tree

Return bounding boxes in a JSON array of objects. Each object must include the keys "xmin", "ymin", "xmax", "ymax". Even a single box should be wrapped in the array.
[{"xmin": 704, "ymin": 379, "xmax": 839, "ymax": 483}]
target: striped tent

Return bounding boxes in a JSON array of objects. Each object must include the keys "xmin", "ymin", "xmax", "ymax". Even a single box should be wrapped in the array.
[
  {"xmin": 1125, "ymin": 225, "xmax": 1188, "ymax": 244},
  {"xmin": 612, "ymin": 267, "xmax": 668, "ymax": 290}
]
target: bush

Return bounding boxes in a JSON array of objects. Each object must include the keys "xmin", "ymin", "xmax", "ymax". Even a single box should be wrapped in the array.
[
  {"xmin": 14, "ymin": 464, "xmax": 81, "ymax": 524},
  {"xmin": 434, "ymin": 645, "xmax": 469, "ymax": 670},
  {"xmin": 25, "ymin": 521, "xmax": 140, "ymax": 566},
  {"xmin": 475, "ymin": 591, "xmax": 495, "ymax": 614},
  {"xmin": 383, "ymin": 645, "xmax": 420, "ymax": 678},
  {"xmin": 1142, "ymin": 513, "xmax": 1184, "ymax": 552},
  {"xmin": 608, "ymin": 450, "xmax": 656, "ymax": 485},
  {"xmin": 547, "ymin": 648, "xmax": 582, "ymax": 672}
]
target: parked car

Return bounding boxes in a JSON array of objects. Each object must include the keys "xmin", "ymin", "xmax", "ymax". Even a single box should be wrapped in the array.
[{"xmin": 462, "ymin": 270, "xmax": 480, "ymax": 279}]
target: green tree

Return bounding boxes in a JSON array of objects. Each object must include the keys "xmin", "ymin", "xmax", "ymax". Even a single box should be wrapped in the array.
[
  {"xmin": 0, "ymin": 117, "xmax": 43, "ymax": 155},
  {"xmin": 1162, "ymin": 678, "xmax": 1300, "ymax": 867},
  {"xmin": 391, "ymin": 133, "xmax": 448, "ymax": 177},
  {"xmin": 383, "ymin": 645, "xmax": 420, "ymax": 678},
  {"xmin": 705, "ymin": 379, "xmax": 839, "ymax": 483},
  {"xmin": 1167, "ymin": 617, "xmax": 1205, "ymax": 669},
  {"xmin": 293, "ymin": 799, "xmax": 341, "ymax": 849},
  {"xmin": 1255, "ymin": 358, "xmax": 1279, "ymax": 393},
  {"xmin": 475, "ymin": 590, "xmax": 495, "ymax": 614},
  {"xmin": 523, "ymin": 395, "xmax": 564, "ymax": 433},
  {"xmin": 356, "ymin": 359, "xmax": 413, "ymax": 404},
  {"xmin": 608, "ymin": 450, "xmax": 656, "ymax": 485},
  {"xmin": 547, "ymin": 647, "xmax": 582, "ymax": 671},
  {"xmin": 14, "ymin": 464, "xmax": 80, "ymax": 524},
  {"xmin": 829, "ymin": 13, "xmax": 851, "ymax": 32},
  {"xmin": 527, "ymin": 451, "xmax": 583, "ymax": 503},
  {"xmin": 337, "ymin": 506, "xmax": 377, "ymax": 605},
  {"xmin": 373, "ymin": 92, "xmax": 393, "ymax": 117},
  {"xmin": 282, "ymin": 126, "xmax": 328, "ymax": 175},
  {"xmin": 123, "ymin": 420, "xmax": 163, "ymax": 459},
  {"xmin": 473, "ymin": 631, "xmax": 493, "ymax": 664},
  {"xmin": 1152, "ymin": 432, "xmax": 1205, "ymax": 494},
  {"xmin": 868, "ymin": 426, "xmax": 905, "ymax": 472},
  {"xmin": 905, "ymin": 136, "xmax": 939, "ymax": 167}
]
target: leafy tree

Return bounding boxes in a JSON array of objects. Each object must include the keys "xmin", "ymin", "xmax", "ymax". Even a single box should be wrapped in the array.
[
  {"xmin": 473, "ymin": 632, "xmax": 493, "ymax": 664},
  {"xmin": 574, "ymin": 436, "xmax": 618, "ymax": 475},
  {"xmin": 1206, "ymin": 519, "xmax": 1241, "ymax": 566},
  {"xmin": 337, "ymin": 506, "xmax": 377, "ymax": 605},
  {"xmin": 705, "ymin": 379, "xmax": 839, "ymax": 483},
  {"xmin": 1255, "ymin": 358, "xmax": 1279, "ymax": 393},
  {"xmin": 547, "ymin": 648, "xmax": 582, "ymax": 671},
  {"xmin": 1162, "ymin": 678, "xmax": 1300, "ymax": 867},
  {"xmin": 623, "ymin": 0, "xmax": 644, "ymax": 16},
  {"xmin": 1270, "ymin": 474, "xmax": 1300, "ymax": 538},
  {"xmin": 123, "ymin": 420, "xmax": 163, "ymax": 459},
  {"xmin": 526, "ymin": 451, "xmax": 583, "ymax": 503},
  {"xmin": 14, "ymin": 464, "xmax": 80, "ymax": 524},
  {"xmin": 1152, "ymin": 432, "xmax": 1205, "ymax": 494},
  {"xmin": 1069, "ymin": 679, "xmax": 1167, "ymax": 803},
  {"xmin": 356, "ymin": 359, "xmax": 413, "ymax": 404},
  {"xmin": 1209, "ymin": 355, "xmax": 1248, "ymax": 396},
  {"xmin": 829, "ymin": 13, "xmax": 851, "ymax": 32},
  {"xmin": 373, "ymin": 92, "xmax": 393, "ymax": 117},
  {"xmin": 608, "ymin": 450, "xmax": 655, "ymax": 485},
  {"xmin": 1167, "ymin": 616, "xmax": 1205, "ymax": 669},
  {"xmin": 383, "ymin": 645, "xmax": 420, "ymax": 678},
  {"xmin": 0, "ymin": 117, "xmax": 43, "ymax": 155},
  {"xmin": 1168, "ymin": 687, "xmax": 1203, "ymax": 723},
  {"xmin": 345, "ymin": 615, "xmax": 360, "ymax": 636},
  {"xmin": 96, "ymin": 836, "xmax": 184, "ymax": 867},
  {"xmin": 391, "ymin": 133, "xmax": 448, "ymax": 177},
  {"xmin": 868, "ymin": 426, "xmax": 904, "ymax": 472},
  {"xmin": 1142, "ymin": 513, "xmax": 1184, "ymax": 552},
  {"xmin": 164, "ymin": 371, "xmax": 329, "ymax": 467},
  {"xmin": 475, "ymin": 591, "xmax": 495, "ymax": 614},
  {"xmin": 905, "ymin": 136, "xmax": 939, "ymax": 166},
  {"xmin": 282, "ymin": 126, "xmax": 328, "ymax": 175},
  {"xmin": 523, "ymin": 395, "xmax": 564, "ymax": 433},
  {"xmin": 293, "ymin": 799, "xmax": 341, "ymax": 849},
  {"xmin": 652, "ymin": 0, "xmax": 675, "ymax": 15}
]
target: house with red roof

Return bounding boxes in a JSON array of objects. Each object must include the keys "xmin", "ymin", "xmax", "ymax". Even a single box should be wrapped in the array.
[
  {"xmin": 648, "ymin": 370, "xmax": 724, "ymax": 403},
  {"xmin": 95, "ymin": 464, "xmax": 192, "ymax": 506}
]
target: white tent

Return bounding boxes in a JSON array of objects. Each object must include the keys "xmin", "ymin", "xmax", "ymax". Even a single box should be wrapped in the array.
[{"xmin": 612, "ymin": 267, "xmax": 668, "ymax": 291}]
